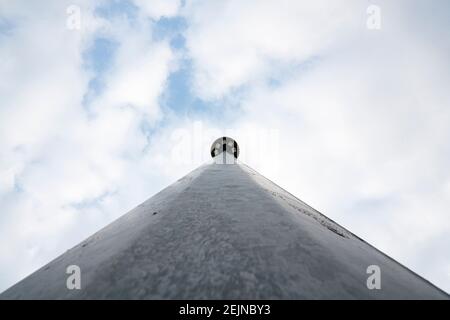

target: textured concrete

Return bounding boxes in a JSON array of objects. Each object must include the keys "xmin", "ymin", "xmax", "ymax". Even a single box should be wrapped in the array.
[{"xmin": 1, "ymin": 163, "xmax": 448, "ymax": 299}]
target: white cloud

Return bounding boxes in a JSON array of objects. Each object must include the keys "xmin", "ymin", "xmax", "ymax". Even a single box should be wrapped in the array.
[
  {"xmin": 133, "ymin": 0, "xmax": 181, "ymax": 20},
  {"xmin": 90, "ymin": 10, "xmax": 177, "ymax": 119},
  {"xmin": 183, "ymin": 0, "xmax": 363, "ymax": 99}
]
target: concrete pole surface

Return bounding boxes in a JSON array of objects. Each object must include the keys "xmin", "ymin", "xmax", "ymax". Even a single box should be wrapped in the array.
[{"xmin": 1, "ymin": 139, "xmax": 448, "ymax": 299}]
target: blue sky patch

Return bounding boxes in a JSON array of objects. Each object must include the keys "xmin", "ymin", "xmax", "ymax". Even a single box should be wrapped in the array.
[{"xmin": 82, "ymin": 37, "xmax": 119, "ymax": 107}]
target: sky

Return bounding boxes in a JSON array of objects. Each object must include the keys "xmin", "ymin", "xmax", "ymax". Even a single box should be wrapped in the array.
[{"xmin": 0, "ymin": 0, "xmax": 449, "ymax": 293}]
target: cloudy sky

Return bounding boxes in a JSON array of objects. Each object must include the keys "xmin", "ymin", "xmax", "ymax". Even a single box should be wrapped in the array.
[{"xmin": 0, "ymin": 0, "xmax": 449, "ymax": 293}]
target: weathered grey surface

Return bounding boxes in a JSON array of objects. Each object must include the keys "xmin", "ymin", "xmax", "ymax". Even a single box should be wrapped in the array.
[{"xmin": 1, "ymin": 163, "xmax": 448, "ymax": 299}]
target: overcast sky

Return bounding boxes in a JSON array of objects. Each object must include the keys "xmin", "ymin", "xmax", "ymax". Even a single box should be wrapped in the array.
[{"xmin": 0, "ymin": 0, "xmax": 449, "ymax": 294}]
